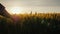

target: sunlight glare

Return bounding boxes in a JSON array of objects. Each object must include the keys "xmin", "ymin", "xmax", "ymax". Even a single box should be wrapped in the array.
[{"xmin": 11, "ymin": 7, "xmax": 22, "ymax": 14}]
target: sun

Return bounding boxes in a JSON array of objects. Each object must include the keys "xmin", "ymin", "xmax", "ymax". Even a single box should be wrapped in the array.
[{"xmin": 11, "ymin": 7, "xmax": 22, "ymax": 14}]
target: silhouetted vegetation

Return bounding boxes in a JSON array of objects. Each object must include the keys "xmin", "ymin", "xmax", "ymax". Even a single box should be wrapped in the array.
[
  {"xmin": 0, "ymin": 13, "xmax": 60, "ymax": 34},
  {"xmin": 0, "ymin": 3, "xmax": 11, "ymax": 18}
]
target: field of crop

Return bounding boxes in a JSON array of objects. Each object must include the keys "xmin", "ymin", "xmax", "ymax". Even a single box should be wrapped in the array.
[{"xmin": 0, "ymin": 13, "xmax": 60, "ymax": 34}]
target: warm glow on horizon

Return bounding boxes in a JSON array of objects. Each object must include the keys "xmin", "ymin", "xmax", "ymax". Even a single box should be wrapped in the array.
[{"xmin": 10, "ymin": 7, "xmax": 23, "ymax": 14}]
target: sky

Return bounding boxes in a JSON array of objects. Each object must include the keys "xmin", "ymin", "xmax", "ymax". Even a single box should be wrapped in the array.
[{"xmin": 0, "ymin": 0, "xmax": 60, "ymax": 14}]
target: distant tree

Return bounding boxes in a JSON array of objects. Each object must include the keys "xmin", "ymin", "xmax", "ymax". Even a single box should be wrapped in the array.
[{"xmin": 30, "ymin": 11, "xmax": 32, "ymax": 15}]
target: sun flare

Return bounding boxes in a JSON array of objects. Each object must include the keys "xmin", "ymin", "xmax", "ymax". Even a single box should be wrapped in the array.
[{"xmin": 10, "ymin": 7, "xmax": 23, "ymax": 14}]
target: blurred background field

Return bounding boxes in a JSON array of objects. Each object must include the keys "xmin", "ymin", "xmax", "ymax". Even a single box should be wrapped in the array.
[{"xmin": 0, "ymin": 13, "xmax": 60, "ymax": 34}]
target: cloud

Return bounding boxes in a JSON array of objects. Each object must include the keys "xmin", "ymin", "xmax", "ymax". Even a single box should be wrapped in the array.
[{"xmin": 0, "ymin": 0, "xmax": 60, "ymax": 7}]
